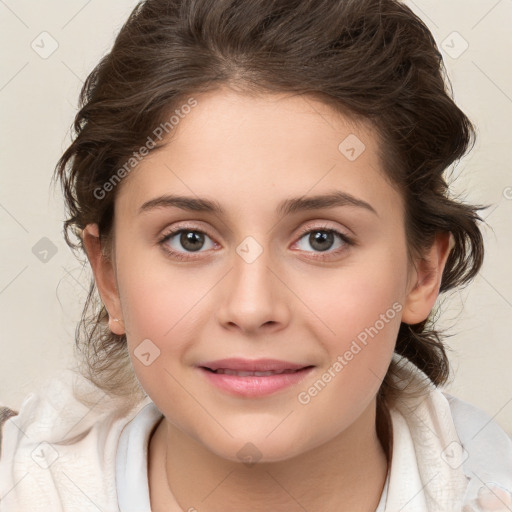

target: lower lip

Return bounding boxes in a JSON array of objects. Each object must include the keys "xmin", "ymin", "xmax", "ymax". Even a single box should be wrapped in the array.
[{"xmin": 198, "ymin": 367, "xmax": 315, "ymax": 397}]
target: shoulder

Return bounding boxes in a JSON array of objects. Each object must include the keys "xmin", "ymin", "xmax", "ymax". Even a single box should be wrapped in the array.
[
  {"xmin": 0, "ymin": 370, "xmax": 141, "ymax": 445},
  {"xmin": 0, "ymin": 370, "xmax": 150, "ymax": 511},
  {"xmin": 444, "ymin": 391, "xmax": 512, "ymax": 440},
  {"xmin": 442, "ymin": 391, "xmax": 512, "ymax": 509},
  {"xmin": 443, "ymin": 391, "xmax": 512, "ymax": 466},
  {"xmin": 387, "ymin": 355, "xmax": 512, "ymax": 509}
]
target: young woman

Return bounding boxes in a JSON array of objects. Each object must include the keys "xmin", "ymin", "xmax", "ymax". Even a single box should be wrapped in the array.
[{"xmin": 1, "ymin": 0, "xmax": 511, "ymax": 511}]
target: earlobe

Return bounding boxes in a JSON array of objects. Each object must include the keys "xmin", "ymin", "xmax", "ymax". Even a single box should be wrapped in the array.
[
  {"xmin": 402, "ymin": 232, "xmax": 453, "ymax": 325},
  {"xmin": 82, "ymin": 224, "xmax": 125, "ymax": 335}
]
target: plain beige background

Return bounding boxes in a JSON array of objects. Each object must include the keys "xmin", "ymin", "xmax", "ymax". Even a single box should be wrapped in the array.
[{"xmin": 0, "ymin": 1, "xmax": 511, "ymax": 436}]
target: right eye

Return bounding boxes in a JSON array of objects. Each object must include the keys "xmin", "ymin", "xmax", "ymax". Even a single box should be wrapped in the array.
[{"xmin": 158, "ymin": 227, "xmax": 218, "ymax": 260}]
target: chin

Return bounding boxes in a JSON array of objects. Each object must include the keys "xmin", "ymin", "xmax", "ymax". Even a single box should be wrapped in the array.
[{"xmin": 198, "ymin": 426, "xmax": 322, "ymax": 466}]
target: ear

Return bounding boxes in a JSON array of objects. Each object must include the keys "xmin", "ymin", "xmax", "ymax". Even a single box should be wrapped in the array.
[
  {"xmin": 82, "ymin": 223, "xmax": 125, "ymax": 335},
  {"xmin": 402, "ymin": 232, "xmax": 454, "ymax": 325}
]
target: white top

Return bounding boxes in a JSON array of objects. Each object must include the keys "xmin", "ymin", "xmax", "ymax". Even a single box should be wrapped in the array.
[{"xmin": 1, "ymin": 354, "xmax": 512, "ymax": 511}]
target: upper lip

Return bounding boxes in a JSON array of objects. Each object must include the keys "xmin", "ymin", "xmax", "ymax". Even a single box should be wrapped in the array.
[{"xmin": 198, "ymin": 358, "xmax": 312, "ymax": 372}]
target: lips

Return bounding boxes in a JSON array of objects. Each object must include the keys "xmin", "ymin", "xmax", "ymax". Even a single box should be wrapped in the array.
[{"xmin": 197, "ymin": 359, "xmax": 315, "ymax": 397}]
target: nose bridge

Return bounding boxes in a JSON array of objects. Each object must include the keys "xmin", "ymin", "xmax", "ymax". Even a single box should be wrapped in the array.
[{"xmin": 215, "ymin": 237, "xmax": 289, "ymax": 332}]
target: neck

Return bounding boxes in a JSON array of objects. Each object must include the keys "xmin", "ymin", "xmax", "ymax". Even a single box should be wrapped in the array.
[{"xmin": 149, "ymin": 398, "xmax": 391, "ymax": 512}]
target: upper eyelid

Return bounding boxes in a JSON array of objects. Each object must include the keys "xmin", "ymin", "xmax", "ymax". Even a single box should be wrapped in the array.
[{"xmin": 160, "ymin": 220, "xmax": 348, "ymax": 237}]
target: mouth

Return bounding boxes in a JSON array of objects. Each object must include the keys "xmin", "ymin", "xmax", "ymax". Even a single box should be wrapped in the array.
[
  {"xmin": 201, "ymin": 367, "xmax": 310, "ymax": 377},
  {"xmin": 198, "ymin": 358, "xmax": 313, "ymax": 373},
  {"xmin": 197, "ymin": 358, "xmax": 315, "ymax": 397}
]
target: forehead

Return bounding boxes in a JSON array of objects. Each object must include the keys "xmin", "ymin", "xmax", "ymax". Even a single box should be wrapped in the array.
[{"xmin": 115, "ymin": 87, "xmax": 400, "ymax": 222}]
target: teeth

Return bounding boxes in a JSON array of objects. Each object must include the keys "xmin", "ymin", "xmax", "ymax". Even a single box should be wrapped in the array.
[{"xmin": 214, "ymin": 369, "xmax": 299, "ymax": 376}]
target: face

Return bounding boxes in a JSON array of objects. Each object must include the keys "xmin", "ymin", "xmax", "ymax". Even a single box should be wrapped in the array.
[{"xmin": 103, "ymin": 88, "xmax": 418, "ymax": 462}]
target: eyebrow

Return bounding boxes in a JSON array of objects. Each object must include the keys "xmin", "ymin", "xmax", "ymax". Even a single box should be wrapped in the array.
[{"xmin": 138, "ymin": 191, "xmax": 378, "ymax": 217}]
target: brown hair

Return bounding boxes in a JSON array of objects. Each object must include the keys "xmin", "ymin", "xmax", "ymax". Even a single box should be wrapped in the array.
[{"xmin": 53, "ymin": 0, "xmax": 484, "ymax": 415}]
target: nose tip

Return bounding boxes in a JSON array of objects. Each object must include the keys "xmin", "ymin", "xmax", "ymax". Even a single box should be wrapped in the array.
[{"xmin": 215, "ymin": 253, "xmax": 290, "ymax": 334}]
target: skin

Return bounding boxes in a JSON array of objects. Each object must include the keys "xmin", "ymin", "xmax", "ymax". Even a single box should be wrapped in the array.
[{"xmin": 83, "ymin": 86, "xmax": 452, "ymax": 512}]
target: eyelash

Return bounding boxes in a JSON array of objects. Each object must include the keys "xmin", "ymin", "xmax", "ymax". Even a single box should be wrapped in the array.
[{"xmin": 157, "ymin": 223, "xmax": 355, "ymax": 261}]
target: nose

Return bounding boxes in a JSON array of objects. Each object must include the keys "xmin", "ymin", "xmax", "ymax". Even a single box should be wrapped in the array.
[{"xmin": 215, "ymin": 244, "xmax": 291, "ymax": 335}]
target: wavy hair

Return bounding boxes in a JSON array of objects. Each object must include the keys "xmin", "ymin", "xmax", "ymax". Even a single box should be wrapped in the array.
[{"xmin": 53, "ymin": 0, "xmax": 484, "ymax": 422}]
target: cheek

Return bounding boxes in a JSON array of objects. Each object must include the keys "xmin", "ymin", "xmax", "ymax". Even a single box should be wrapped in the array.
[
  {"xmin": 298, "ymin": 251, "xmax": 407, "ymax": 344},
  {"xmin": 117, "ymin": 271, "xmax": 200, "ymax": 421},
  {"xmin": 113, "ymin": 253, "xmax": 204, "ymax": 398},
  {"xmin": 294, "ymin": 250, "xmax": 407, "ymax": 408},
  {"xmin": 292, "ymin": 299, "xmax": 401, "ymax": 451},
  {"xmin": 116, "ymin": 243, "xmax": 207, "ymax": 340}
]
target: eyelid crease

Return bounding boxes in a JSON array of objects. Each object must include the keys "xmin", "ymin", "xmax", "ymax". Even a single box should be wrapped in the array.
[{"xmin": 157, "ymin": 220, "xmax": 353, "ymax": 244}]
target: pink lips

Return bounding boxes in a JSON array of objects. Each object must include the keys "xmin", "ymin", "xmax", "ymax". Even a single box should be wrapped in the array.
[{"xmin": 197, "ymin": 358, "xmax": 314, "ymax": 397}]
